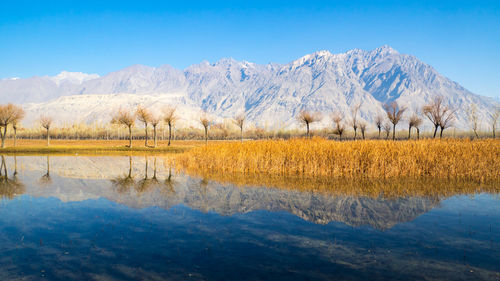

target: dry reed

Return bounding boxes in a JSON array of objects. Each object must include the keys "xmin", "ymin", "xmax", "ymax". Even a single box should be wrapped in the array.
[{"xmin": 174, "ymin": 138, "xmax": 500, "ymax": 181}]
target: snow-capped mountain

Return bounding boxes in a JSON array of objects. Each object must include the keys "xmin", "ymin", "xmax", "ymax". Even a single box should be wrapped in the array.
[
  {"xmin": 2, "ymin": 46, "xmax": 498, "ymax": 130},
  {"xmin": 49, "ymin": 71, "xmax": 99, "ymax": 86}
]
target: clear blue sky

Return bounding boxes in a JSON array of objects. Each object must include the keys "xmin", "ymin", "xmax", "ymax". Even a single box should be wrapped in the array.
[{"xmin": 1, "ymin": 0, "xmax": 499, "ymax": 97}]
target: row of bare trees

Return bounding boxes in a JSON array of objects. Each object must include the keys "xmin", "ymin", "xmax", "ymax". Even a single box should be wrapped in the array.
[
  {"xmin": 1, "ymin": 96, "xmax": 499, "ymax": 148},
  {"xmin": 0, "ymin": 104, "xmax": 25, "ymax": 148},
  {"xmin": 298, "ymin": 97, "xmax": 499, "ymax": 140},
  {"xmin": 0, "ymin": 103, "xmax": 54, "ymax": 147},
  {"xmin": 111, "ymin": 106, "xmax": 179, "ymax": 148},
  {"xmin": 111, "ymin": 107, "xmax": 248, "ymax": 147}
]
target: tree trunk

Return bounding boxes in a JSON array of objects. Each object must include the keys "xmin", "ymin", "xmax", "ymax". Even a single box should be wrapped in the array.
[
  {"xmin": 378, "ymin": 127, "xmax": 381, "ymax": 139},
  {"xmin": 128, "ymin": 126, "xmax": 132, "ymax": 148},
  {"xmin": 204, "ymin": 126, "xmax": 208, "ymax": 144},
  {"xmin": 339, "ymin": 133, "xmax": 342, "ymax": 141},
  {"xmin": 46, "ymin": 128, "xmax": 50, "ymax": 146},
  {"xmin": 361, "ymin": 131, "xmax": 365, "ymax": 140},
  {"xmin": 153, "ymin": 125, "xmax": 157, "ymax": 148},
  {"xmin": 306, "ymin": 122, "xmax": 310, "ymax": 139},
  {"xmin": 417, "ymin": 128, "xmax": 420, "ymax": 140},
  {"xmin": 144, "ymin": 124, "xmax": 148, "ymax": 147},
  {"xmin": 408, "ymin": 126, "xmax": 411, "ymax": 139},
  {"xmin": 440, "ymin": 127, "xmax": 444, "ymax": 139},
  {"xmin": 168, "ymin": 124, "xmax": 172, "ymax": 146},
  {"xmin": 240, "ymin": 127, "xmax": 243, "ymax": 143},
  {"xmin": 392, "ymin": 124, "xmax": 396, "ymax": 140},
  {"xmin": 0, "ymin": 126, "xmax": 6, "ymax": 148},
  {"xmin": 433, "ymin": 125, "xmax": 438, "ymax": 138},
  {"xmin": 13, "ymin": 127, "xmax": 17, "ymax": 147}
]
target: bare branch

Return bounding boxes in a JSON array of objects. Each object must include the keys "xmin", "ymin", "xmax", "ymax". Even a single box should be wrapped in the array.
[{"xmin": 40, "ymin": 116, "xmax": 53, "ymax": 129}]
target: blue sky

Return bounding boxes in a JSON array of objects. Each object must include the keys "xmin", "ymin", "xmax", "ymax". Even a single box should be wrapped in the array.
[{"xmin": 1, "ymin": 0, "xmax": 499, "ymax": 97}]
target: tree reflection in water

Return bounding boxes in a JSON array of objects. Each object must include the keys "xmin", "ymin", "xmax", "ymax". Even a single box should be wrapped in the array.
[
  {"xmin": 111, "ymin": 156, "xmax": 178, "ymax": 195},
  {"xmin": 111, "ymin": 156, "xmax": 135, "ymax": 193},
  {"xmin": 37, "ymin": 156, "xmax": 52, "ymax": 186},
  {"xmin": 162, "ymin": 166, "xmax": 176, "ymax": 195},
  {"xmin": 135, "ymin": 156, "xmax": 156, "ymax": 193},
  {"xmin": 0, "ymin": 155, "xmax": 25, "ymax": 199}
]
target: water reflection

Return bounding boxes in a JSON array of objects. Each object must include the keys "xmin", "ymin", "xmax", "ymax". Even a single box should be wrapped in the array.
[
  {"xmin": 1, "ymin": 155, "xmax": 497, "ymax": 229},
  {"xmin": 111, "ymin": 156, "xmax": 135, "ymax": 193},
  {"xmin": 0, "ymin": 156, "xmax": 25, "ymax": 199},
  {"xmin": 0, "ymin": 155, "xmax": 498, "ymax": 280},
  {"xmin": 38, "ymin": 155, "xmax": 52, "ymax": 186}
]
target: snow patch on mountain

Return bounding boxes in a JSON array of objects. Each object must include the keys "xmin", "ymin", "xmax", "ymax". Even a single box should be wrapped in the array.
[{"xmin": 50, "ymin": 71, "xmax": 100, "ymax": 86}]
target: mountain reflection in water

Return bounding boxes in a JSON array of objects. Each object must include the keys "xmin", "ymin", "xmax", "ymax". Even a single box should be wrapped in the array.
[
  {"xmin": 0, "ymin": 155, "xmax": 498, "ymax": 281},
  {"xmin": 0, "ymin": 155, "xmax": 444, "ymax": 229}
]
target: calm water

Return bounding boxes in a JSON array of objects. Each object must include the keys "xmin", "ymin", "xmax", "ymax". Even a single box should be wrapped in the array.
[{"xmin": 0, "ymin": 155, "xmax": 499, "ymax": 281}]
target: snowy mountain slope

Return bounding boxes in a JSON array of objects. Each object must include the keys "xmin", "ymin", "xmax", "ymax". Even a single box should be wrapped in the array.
[
  {"xmin": 0, "ymin": 71, "xmax": 99, "ymax": 103},
  {"xmin": 22, "ymin": 93, "xmax": 205, "ymax": 128},
  {"xmin": 3, "ymin": 46, "xmax": 498, "ymax": 130}
]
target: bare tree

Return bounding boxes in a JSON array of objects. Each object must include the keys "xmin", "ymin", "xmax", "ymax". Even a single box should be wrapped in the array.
[
  {"xmin": 297, "ymin": 111, "xmax": 321, "ymax": 139},
  {"xmin": 111, "ymin": 109, "xmax": 135, "ymax": 147},
  {"xmin": 11, "ymin": 107, "xmax": 25, "ymax": 147},
  {"xmin": 163, "ymin": 106, "xmax": 178, "ymax": 146},
  {"xmin": 359, "ymin": 121, "xmax": 367, "ymax": 140},
  {"xmin": 0, "ymin": 104, "xmax": 24, "ymax": 148},
  {"xmin": 408, "ymin": 113, "xmax": 423, "ymax": 140},
  {"xmin": 468, "ymin": 104, "xmax": 480, "ymax": 138},
  {"xmin": 423, "ymin": 96, "xmax": 453, "ymax": 138},
  {"xmin": 384, "ymin": 102, "xmax": 407, "ymax": 140},
  {"xmin": 490, "ymin": 107, "xmax": 500, "ymax": 138},
  {"xmin": 136, "ymin": 106, "xmax": 152, "ymax": 147},
  {"xmin": 383, "ymin": 123, "xmax": 392, "ymax": 140},
  {"xmin": 439, "ymin": 108, "xmax": 456, "ymax": 138},
  {"xmin": 233, "ymin": 113, "xmax": 246, "ymax": 143},
  {"xmin": 374, "ymin": 113, "xmax": 384, "ymax": 139},
  {"xmin": 350, "ymin": 103, "xmax": 362, "ymax": 140},
  {"xmin": 199, "ymin": 112, "xmax": 211, "ymax": 144},
  {"xmin": 331, "ymin": 111, "xmax": 345, "ymax": 141},
  {"xmin": 150, "ymin": 115, "xmax": 161, "ymax": 148},
  {"xmin": 40, "ymin": 116, "xmax": 53, "ymax": 146}
]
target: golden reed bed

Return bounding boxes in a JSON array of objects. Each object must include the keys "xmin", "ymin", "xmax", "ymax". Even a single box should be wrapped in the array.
[{"xmin": 174, "ymin": 138, "xmax": 500, "ymax": 181}]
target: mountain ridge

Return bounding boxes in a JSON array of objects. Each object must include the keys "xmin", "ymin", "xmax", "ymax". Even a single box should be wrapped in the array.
[{"xmin": 2, "ymin": 46, "xmax": 497, "ymax": 129}]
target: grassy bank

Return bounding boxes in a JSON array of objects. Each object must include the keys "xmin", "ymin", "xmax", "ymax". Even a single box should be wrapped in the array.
[
  {"xmin": 175, "ymin": 138, "xmax": 500, "ymax": 181},
  {"xmin": 0, "ymin": 139, "xmax": 204, "ymax": 155}
]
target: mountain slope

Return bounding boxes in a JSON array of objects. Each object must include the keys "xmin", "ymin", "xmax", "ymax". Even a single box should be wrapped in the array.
[{"xmin": 3, "ymin": 46, "xmax": 497, "ymax": 130}]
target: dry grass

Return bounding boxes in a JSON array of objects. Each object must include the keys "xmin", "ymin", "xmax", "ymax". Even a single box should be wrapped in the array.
[{"xmin": 175, "ymin": 138, "xmax": 500, "ymax": 181}]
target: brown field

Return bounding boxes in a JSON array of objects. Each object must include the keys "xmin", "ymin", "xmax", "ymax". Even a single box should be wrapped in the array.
[{"xmin": 0, "ymin": 139, "xmax": 208, "ymax": 154}]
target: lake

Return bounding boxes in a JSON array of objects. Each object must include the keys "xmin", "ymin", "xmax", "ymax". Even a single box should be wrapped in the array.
[{"xmin": 0, "ymin": 155, "xmax": 499, "ymax": 280}]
